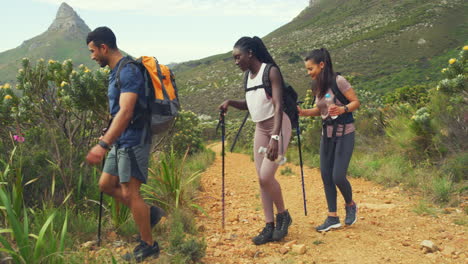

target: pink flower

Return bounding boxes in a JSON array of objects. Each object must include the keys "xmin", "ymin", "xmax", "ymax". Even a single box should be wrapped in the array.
[{"xmin": 13, "ymin": 135, "xmax": 25, "ymax": 143}]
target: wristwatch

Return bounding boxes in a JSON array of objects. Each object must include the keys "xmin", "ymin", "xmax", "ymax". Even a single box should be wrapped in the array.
[
  {"xmin": 343, "ymin": 105, "xmax": 349, "ymax": 113},
  {"xmin": 271, "ymin": 135, "xmax": 280, "ymax": 141},
  {"xmin": 98, "ymin": 140, "xmax": 112, "ymax": 150}
]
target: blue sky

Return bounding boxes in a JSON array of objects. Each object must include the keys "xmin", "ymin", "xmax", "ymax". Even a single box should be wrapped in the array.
[{"xmin": 1, "ymin": 0, "xmax": 308, "ymax": 64}]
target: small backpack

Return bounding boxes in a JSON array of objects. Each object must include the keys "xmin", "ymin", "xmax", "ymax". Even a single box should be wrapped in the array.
[
  {"xmin": 116, "ymin": 56, "xmax": 180, "ymax": 135},
  {"xmin": 312, "ymin": 73, "xmax": 354, "ymax": 138},
  {"xmin": 243, "ymin": 63, "xmax": 299, "ymax": 128}
]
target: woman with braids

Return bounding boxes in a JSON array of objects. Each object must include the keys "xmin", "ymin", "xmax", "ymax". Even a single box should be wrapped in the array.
[
  {"xmin": 219, "ymin": 36, "xmax": 292, "ymax": 245},
  {"xmin": 298, "ymin": 48, "xmax": 360, "ymax": 232}
]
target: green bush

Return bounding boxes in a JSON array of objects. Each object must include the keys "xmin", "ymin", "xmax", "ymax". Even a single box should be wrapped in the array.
[
  {"xmin": 441, "ymin": 153, "xmax": 468, "ymax": 183},
  {"xmin": 0, "ymin": 58, "xmax": 108, "ymax": 205},
  {"xmin": 431, "ymin": 176, "xmax": 453, "ymax": 204},
  {"xmin": 168, "ymin": 210, "xmax": 206, "ymax": 264},
  {"xmin": 168, "ymin": 110, "xmax": 204, "ymax": 155},
  {"xmin": 225, "ymin": 116, "xmax": 255, "ymax": 153},
  {"xmin": 384, "ymin": 84, "xmax": 431, "ymax": 109}
]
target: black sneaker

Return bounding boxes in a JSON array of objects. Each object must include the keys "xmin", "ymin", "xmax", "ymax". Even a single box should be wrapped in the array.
[
  {"xmin": 150, "ymin": 206, "xmax": 165, "ymax": 228},
  {"xmin": 272, "ymin": 210, "xmax": 292, "ymax": 241},
  {"xmin": 252, "ymin": 223, "xmax": 274, "ymax": 245},
  {"xmin": 122, "ymin": 240, "xmax": 160, "ymax": 263},
  {"xmin": 315, "ymin": 216, "xmax": 341, "ymax": 232},
  {"xmin": 345, "ymin": 203, "xmax": 358, "ymax": 226}
]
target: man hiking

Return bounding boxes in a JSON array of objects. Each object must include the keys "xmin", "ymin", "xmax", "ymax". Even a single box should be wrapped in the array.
[{"xmin": 85, "ymin": 26, "xmax": 163, "ymax": 262}]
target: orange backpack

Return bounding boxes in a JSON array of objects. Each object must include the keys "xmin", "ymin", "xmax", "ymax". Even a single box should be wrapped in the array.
[{"xmin": 116, "ymin": 56, "xmax": 180, "ymax": 134}]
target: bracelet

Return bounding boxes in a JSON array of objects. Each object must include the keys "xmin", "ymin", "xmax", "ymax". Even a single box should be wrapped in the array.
[{"xmin": 98, "ymin": 140, "xmax": 112, "ymax": 150}]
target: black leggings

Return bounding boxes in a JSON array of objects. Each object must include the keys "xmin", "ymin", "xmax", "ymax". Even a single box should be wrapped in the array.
[{"xmin": 319, "ymin": 132, "xmax": 355, "ymax": 213}]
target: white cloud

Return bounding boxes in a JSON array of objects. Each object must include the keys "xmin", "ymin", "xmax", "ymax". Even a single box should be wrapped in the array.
[{"xmin": 35, "ymin": 0, "xmax": 307, "ymax": 21}]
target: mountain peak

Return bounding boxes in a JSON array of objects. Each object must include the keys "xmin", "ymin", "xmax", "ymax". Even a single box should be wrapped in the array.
[
  {"xmin": 309, "ymin": 0, "xmax": 318, "ymax": 7},
  {"xmin": 48, "ymin": 2, "xmax": 90, "ymax": 34},
  {"xmin": 56, "ymin": 2, "xmax": 77, "ymax": 19}
]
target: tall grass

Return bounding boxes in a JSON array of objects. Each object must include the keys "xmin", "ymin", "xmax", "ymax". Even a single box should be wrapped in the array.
[
  {"xmin": 0, "ymin": 187, "xmax": 68, "ymax": 264},
  {"xmin": 142, "ymin": 148, "xmax": 209, "ymax": 212}
]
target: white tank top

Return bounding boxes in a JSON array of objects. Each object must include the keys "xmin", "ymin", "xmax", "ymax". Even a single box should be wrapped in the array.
[{"xmin": 245, "ymin": 63, "xmax": 275, "ymax": 122}]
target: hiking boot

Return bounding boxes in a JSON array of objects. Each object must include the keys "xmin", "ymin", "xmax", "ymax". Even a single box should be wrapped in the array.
[
  {"xmin": 272, "ymin": 210, "xmax": 292, "ymax": 241},
  {"xmin": 252, "ymin": 223, "xmax": 274, "ymax": 245},
  {"xmin": 315, "ymin": 216, "xmax": 341, "ymax": 232},
  {"xmin": 150, "ymin": 206, "xmax": 165, "ymax": 228},
  {"xmin": 345, "ymin": 202, "xmax": 358, "ymax": 226},
  {"xmin": 122, "ymin": 240, "xmax": 160, "ymax": 263}
]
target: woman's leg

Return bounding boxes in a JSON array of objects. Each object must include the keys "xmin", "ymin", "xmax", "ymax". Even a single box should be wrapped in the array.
[
  {"xmin": 253, "ymin": 122, "xmax": 275, "ymax": 223},
  {"xmin": 258, "ymin": 114, "xmax": 291, "ymax": 216},
  {"xmin": 332, "ymin": 132, "xmax": 355, "ymax": 205},
  {"xmin": 254, "ymin": 113, "xmax": 292, "ymax": 223},
  {"xmin": 320, "ymin": 136, "xmax": 338, "ymax": 214}
]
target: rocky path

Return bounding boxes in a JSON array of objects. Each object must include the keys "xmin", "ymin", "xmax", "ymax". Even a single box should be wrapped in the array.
[{"xmin": 194, "ymin": 143, "xmax": 467, "ymax": 264}]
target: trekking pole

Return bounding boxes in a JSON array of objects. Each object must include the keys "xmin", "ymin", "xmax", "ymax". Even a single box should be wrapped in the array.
[
  {"xmin": 97, "ymin": 124, "xmax": 110, "ymax": 247},
  {"xmin": 216, "ymin": 110, "xmax": 226, "ymax": 229},
  {"xmin": 296, "ymin": 101, "xmax": 307, "ymax": 216},
  {"xmin": 230, "ymin": 112, "xmax": 249, "ymax": 152},
  {"xmin": 97, "ymin": 160, "xmax": 104, "ymax": 246}
]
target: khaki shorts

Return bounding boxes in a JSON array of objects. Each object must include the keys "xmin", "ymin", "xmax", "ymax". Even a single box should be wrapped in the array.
[{"xmin": 103, "ymin": 143, "xmax": 151, "ymax": 184}]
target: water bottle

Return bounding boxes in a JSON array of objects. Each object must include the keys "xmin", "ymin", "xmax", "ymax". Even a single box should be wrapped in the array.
[
  {"xmin": 325, "ymin": 93, "xmax": 337, "ymax": 119},
  {"xmin": 258, "ymin": 146, "xmax": 287, "ymax": 165}
]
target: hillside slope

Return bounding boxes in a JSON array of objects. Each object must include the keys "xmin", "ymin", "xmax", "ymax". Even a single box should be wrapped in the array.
[{"xmin": 173, "ymin": 0, "xmax": 467, "ymax": 118}]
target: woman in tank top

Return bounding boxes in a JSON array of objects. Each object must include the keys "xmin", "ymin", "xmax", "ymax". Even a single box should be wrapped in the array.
[
  {"xmin": 219, "ymin": 36, "xmax": 293, "ymax": 245},
  {"xmin": 298, "ymin": 48, "xmax": 360, "ymax": 232}
]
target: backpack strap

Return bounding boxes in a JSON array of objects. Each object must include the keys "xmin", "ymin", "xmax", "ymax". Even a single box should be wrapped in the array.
[
  {"xmin": 116, "ymin": 56, "xmax": 136, "ymax": 91},
  {"xmin": 115, "ymin": 56, "xmax": 148, "ymax": 129},
  {"xmin": 262, "ymin": 63, "xmax": 275, "ymax": 96},
  {"xmin": 243, "ymin": 70, "xmax": 249, "ymax": 91},
  {"xmin": 244, "ymin": 66, "xmax": 270, "ymax": 93},
  {"xmin": 154, "ymin": 59, "xmax": 171, "ymax": 101},
  {"xmin": 331, "ymin": 73, "xmax": 350, "ymax": 105}
]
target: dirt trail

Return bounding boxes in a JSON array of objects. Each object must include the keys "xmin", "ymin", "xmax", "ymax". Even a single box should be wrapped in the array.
[{"xmin": 195, "ymin": 143, "xmax": 467, "ymax": 264}]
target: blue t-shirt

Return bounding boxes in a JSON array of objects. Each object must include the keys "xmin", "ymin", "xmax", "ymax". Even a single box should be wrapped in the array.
[{"xmin": 108, "ymin": 57, "xmax": 147, "ymax": 148}]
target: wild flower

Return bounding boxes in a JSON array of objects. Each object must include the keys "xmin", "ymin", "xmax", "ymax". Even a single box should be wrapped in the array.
[
  {"xmin": 449, "ymin": 58, "xmax": 456, "ymax": 64},
  {"xmin": 4, "ymin": 95, "xmax": 12, "ymax": 100},
  {"xmin": 13, "ymin": 135, "xmax": 25, "ymax": 143},
  {"xmin": 4, "ymin": 83, "xmax": 11, "ymax": 89},
  {"xmin": 60, "ymin": 81, "xmax": 68, "ymax": 87}
]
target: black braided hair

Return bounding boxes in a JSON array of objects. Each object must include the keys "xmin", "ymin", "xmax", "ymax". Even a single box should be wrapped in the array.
[
  {"xmin": 304, "ymin": 48, "xmax": 335, "ymax": 99},
  {"xmin": 234, "ymin": 36, "xmax": 278, "ymax": 67}
]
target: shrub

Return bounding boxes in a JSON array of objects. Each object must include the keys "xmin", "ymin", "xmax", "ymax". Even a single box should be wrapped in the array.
[
  {"xmin": 166, "ymin": 110, "xmax": 204, "ymax": 155},
  {"xmin": 0, "ymin": 58, "xmax": 108, "ymax": 205}
]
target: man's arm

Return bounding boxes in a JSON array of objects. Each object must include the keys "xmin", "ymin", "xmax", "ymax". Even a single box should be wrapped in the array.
[{"xmin": 101, "ymin": 92, "xmax": 138, "ymax": 145}]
